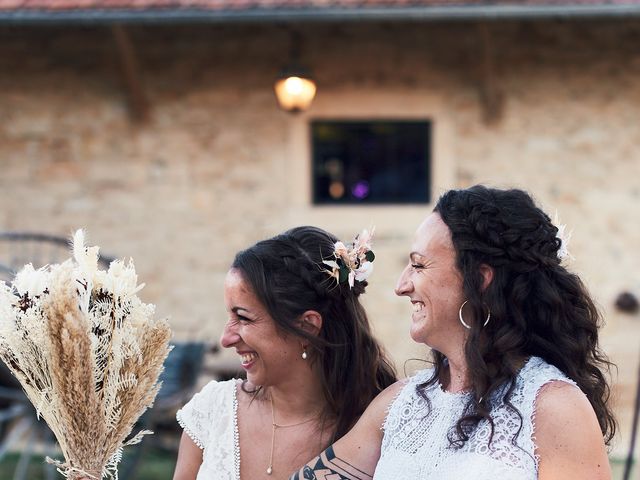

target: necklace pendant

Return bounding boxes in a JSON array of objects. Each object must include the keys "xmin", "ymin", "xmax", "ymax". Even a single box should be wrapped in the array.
[{"xmin": 266, "ymin": 466, "xmax": 273, "ymax": 475}]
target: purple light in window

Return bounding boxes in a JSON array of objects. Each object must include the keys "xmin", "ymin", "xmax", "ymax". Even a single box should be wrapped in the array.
[{"xmin": 352, "ymin": 181, "xmax": 370, "ymax": 199}]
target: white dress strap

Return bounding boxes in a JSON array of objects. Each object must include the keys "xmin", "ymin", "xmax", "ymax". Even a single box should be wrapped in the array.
[
  {"xmin": 176, "ymin": 379, "xmax": 240, "ymax": 479},
  {"xmin": 514, "ymin": 356, "xmax": 579, "ymax": 469}
]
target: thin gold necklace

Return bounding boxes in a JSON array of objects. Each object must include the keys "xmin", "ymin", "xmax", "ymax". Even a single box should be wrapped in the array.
[{"xmin": 267, "ymin": 394, "xmax": 319, "ymax": 475}]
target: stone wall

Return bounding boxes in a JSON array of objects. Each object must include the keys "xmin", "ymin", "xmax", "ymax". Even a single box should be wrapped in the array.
[{"xmin": 0, "ymin": 20, "xmax": 639, "ymax": 457}]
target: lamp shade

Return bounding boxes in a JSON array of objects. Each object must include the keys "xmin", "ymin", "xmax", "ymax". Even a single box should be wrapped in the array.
[{"xmin": 274, "ymin": 74, "xmax": 317, "ymax": 113}]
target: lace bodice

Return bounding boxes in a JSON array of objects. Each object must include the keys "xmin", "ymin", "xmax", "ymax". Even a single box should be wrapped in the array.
[
  {"xmin": 374, "ymin": 357, "xmax": 577, "ymax": 480},
  {"xmin": 176, "ymin": 379, "xmax": 240, "ymax": 480}
]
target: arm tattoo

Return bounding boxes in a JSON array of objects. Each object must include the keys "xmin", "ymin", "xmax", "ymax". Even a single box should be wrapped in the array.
[{"xmin": 290, "ymin": 445, "xmax": 373, "ymax": 480}]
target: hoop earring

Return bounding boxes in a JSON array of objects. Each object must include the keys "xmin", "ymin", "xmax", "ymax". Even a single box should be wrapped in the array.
[{"xmin": 458, "ymin": 300, "xmax": 491, "ymax": 329}]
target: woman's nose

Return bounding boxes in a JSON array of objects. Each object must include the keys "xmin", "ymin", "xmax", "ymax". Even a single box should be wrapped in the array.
[
  {"xmin": 395, "ymin": 265, "xmax": 413, "ymax": 296},
  {"xmin": 220, "ymin": 321, "xmax": 240, "ymax": 348}
]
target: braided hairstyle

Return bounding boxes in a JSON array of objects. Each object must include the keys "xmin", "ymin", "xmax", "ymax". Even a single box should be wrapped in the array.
[
  {"xmin": 232, "ymin": 226, "xmax": 396, "ymax": 440},
  {"xmin": 422, "ymin": 185, "xmax": 616, "ymax": 448}
]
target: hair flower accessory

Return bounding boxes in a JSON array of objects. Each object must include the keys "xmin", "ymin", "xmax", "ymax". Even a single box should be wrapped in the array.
[
  {"xmin": 553, "ymin": 212, "xmax": 573, "ymax": 262},
  {"xmin": 323, "ymin": 228, "xmax": 375, "ymax": 288}
]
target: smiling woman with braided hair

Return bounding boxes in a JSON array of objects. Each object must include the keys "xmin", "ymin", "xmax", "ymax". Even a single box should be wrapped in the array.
[
  {"xmin": 293, "ymin": 185, "xmax": 615, "ymax": 480},
  {"xmin": 171, "ymin": 226, "xmax": 396, "ymax": 480}
]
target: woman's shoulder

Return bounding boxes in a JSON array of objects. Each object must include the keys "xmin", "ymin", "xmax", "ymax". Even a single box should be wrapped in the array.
[
  {"xmin": 533, "ymin": 381, "xmax": 610, "ymax": 478},
  {"xmin": 176, "ymin": 378, "xmax": 240, "ymax": 450},
  {"xmin": 515, "ymin": 356, "xmax": 578, "ymax": 395},
  {"xmin": 500, "ymin": 356, "xmax": 579, "ymax": 418},
  {"xmin": 378, "ymin": 379, "xmax": 410, "ymax": 405},
  {"xmin": 178, "ymin": 379, "xmax": 240, "ymax": 420},
  {"xmin": 188, "ymin": 378, "xmax": 239, "ymax": 406},
  {"xmin": 351, "ymin": 379, "xmax": 408, "ymax": 435},
  {"xmin": 380, "ymin": 368, "xmax": 435, "ymax": 415},
  {"xmin": 535, "ymin": 380, "xmax": 592, "ymax": 421}
]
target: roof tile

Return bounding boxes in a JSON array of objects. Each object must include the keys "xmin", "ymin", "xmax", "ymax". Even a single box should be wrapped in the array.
[{"xmin": 2, "ymin": 0, "xmax": 640, "ymax": 13}]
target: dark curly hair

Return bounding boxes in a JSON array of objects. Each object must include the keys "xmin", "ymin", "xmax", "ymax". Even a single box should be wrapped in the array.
[
  {"xmin": 232, "ymin": 226, "xmax": 397, "ymax": 440},
  {"xmin": 420, "ymin": 185, "xmax": 616, "ymax": 448}
]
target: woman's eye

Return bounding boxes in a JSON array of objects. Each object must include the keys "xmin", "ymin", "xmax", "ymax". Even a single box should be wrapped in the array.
[
  {"xmin": 411, "ymin": 264, "xmax": 424, "ymax": 270},
  {"xmin": 227, "ymin": 315, "xmax": 251, "ymax": 325}
]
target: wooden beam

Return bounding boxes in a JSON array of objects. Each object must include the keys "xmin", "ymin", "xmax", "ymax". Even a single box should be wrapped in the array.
[
  {"xmin": 478, "ymin": 23, "xmax": 503, "ymax": 125},
  {"xmin": 111, "ymin": 24, "xmax": 149, "ymax": 123}
]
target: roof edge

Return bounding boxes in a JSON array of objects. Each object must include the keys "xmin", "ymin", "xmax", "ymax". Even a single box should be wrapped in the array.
[{"xmin": 2, "ymin": 4, "xmax": 640, "ymax": 25}]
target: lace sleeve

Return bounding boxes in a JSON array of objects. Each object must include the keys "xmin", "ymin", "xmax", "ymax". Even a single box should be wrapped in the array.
[{"xmin": 176, "ymin": 380, "xmax": 229, "ymax": 450}]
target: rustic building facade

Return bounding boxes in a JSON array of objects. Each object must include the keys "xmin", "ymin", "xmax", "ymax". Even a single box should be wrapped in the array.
[{"xmin": 1, "ymin": 1, "xmax": 639, "ymax": 460}]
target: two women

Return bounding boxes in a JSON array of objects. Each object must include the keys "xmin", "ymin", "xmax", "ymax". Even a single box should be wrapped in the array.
[{"xmin": 174, "ymin": 185, "xmax": 615, "ymax": 479}]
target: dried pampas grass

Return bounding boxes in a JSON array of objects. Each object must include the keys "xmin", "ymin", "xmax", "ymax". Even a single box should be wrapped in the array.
[{"xmin": 0, "ymin": 230, "xmax": 172, "ymax": 479}]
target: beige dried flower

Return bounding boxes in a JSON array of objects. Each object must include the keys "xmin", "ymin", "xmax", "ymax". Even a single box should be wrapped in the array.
[{"xmin": 0, "ymin": 230, "xmax": 172, "ymax": 479}]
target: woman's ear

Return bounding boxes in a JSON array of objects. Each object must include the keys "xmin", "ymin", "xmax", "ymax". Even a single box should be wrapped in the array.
[
  {"xmin": 479, "ymin": 264, "xmax": 494, "ymax": 291},
  {"xmin": 298, "ymin": 310, "xmax": 323, "ymax": 337}
]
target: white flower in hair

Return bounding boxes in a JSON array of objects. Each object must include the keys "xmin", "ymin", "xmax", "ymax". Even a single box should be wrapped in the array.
[
  {"xmin": 553, "ymin": 212, "xmax": 573, "ymax": 261},
  {"xmin": 354, "ymin": 260, "xmax": 374, "ymax": 282}
]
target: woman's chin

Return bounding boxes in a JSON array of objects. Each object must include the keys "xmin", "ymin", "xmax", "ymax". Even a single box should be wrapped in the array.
[
  {"xmin": 409, "ymin": 325, "xmax": 427, "ymax": 345},
  {"xmin": 409, "ymin": 317, "xmax": 429, "ymax": 344},
  {"xmin": 245, "ymin": 369, "xmax": 263, "ymax": 387}
]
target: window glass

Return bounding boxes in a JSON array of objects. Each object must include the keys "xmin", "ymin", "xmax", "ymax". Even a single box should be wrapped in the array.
[{"xmin": 311, "ymin": 120, "xmax": 431, "ymax": 205}]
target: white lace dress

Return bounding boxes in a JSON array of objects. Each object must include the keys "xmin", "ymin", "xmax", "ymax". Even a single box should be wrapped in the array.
[
  {"xmin": 374, "ymin": 356, "xmax": 577, "ymax": 480},
  {"xmin": 176, "ymin": 379, "xmax": 240, "ymax": 480}
]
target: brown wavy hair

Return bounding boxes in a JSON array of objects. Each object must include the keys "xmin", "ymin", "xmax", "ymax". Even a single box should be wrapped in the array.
[
  {"xmin": 232, "ymin": 226, "xmax": 396, "ymax": 440},
  {"xmin": 420, "ymin": 185, "xmax": 616, "ymax": 448}
]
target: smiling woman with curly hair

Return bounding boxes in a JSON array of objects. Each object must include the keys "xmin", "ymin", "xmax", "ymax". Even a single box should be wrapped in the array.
[{"xmin": 293, "ymin": 185, "xmax": 615, "ymax": 480}]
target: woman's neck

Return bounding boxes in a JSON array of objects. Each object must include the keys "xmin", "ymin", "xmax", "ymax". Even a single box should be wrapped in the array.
[
  {"xmin": 264, "ymin": 367, "xmax": 328, "ymax": 423},
  {"xmin": 442, "ymin": 350, "xmax": 470, "ymax": 393}
]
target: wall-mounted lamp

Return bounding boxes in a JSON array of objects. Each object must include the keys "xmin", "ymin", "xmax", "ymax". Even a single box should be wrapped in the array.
[
  {"xmin": 274, "ymin": 30, "xmax": 316, "ymax": 113},
  {"xmin": 274, "ymin": 67, "xmax": 317, "ymax": 113}
]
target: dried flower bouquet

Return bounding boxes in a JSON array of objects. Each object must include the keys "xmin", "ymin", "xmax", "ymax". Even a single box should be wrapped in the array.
[{"xmin": 0, "ymin": 230, "xmax": 172, "ymax": 479}]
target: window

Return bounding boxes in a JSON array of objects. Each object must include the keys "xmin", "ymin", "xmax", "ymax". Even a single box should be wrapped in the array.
[{"xmin": 311, "ymin": 120, "xmax": 431, "ymax": 205}]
